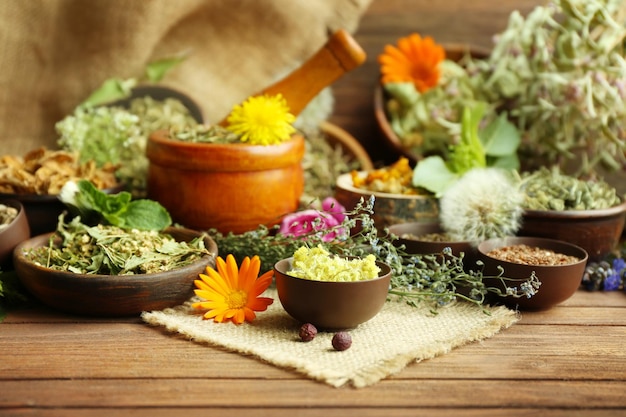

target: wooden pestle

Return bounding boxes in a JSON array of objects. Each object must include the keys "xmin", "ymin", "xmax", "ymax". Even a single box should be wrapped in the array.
[{"xmin": 219, "ymin": 29, "xmax": 366, "ymax": 125}]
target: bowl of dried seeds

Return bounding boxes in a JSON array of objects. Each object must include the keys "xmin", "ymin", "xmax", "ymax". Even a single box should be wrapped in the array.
[
  {"xmin": 477, "ymin": 236, "xmax": 588, "ymax": 311},
  {"xmin": 13, "ymin": 225, "xmax": 218, "ymax": 316},
  {"xmin": 517, "ymin": 168, "xmax": 626, "ymax": 262}
]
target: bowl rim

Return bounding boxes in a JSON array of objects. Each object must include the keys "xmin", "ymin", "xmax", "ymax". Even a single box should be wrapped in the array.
[
  {"xmin": 522, "ymin": 198, "xmax": 626, "ymax": 219},
  {"xmin": 0, "ymin": 183, "xmax": 126, "ymax": 203},
  {"xmin": 477, "ymin": 236, "xmax": 588, "ymax": 268},
  {"xmin": 273, "ymin": 256, "xmax": 392, "ymax": 285},
  {"xmin": 13, "ymin": 226, "xmax": 218, "ymax": 281},
  {"xmin": 336, "ymin": 172, "xmax": 435, "ymax": 200}
]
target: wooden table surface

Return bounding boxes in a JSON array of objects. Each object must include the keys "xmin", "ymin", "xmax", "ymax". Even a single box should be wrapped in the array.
[{"xmin": 2, "ymin": 1, "xmax": 626, "ymax": 416}]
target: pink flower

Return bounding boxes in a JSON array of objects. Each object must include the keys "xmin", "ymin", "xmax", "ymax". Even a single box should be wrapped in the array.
[{"xmin": 279, "ymin": 197, "xmax": 347, "ymax": 242}]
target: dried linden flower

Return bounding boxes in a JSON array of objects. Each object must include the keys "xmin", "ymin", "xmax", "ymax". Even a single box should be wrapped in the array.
[{"xmin": 288, "ymin": 245, "xmax": 380, "ymax": 282}]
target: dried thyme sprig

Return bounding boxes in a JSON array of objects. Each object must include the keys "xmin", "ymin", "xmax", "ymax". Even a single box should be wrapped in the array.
[{"xmin": 211, "ymin": 197, "xmax": 540, "ymax": 310}]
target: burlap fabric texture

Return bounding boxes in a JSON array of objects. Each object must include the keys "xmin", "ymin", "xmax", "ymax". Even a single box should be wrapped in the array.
[
  {"xmin": 0, "ymin": 0, "xmax": 372, "ymax": 155},
  {"xmin": 142, "ymin": 289, "xmax": 519, "ymax": 388}
]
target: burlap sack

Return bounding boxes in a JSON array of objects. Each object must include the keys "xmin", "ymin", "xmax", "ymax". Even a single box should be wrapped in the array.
[{"xmin": 0, "ymin": 0, "xmax": 372, "ymax": 155}]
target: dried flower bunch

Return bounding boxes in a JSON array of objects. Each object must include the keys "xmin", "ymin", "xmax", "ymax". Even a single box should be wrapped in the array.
[
  {"xmin": 476, "ymin": 0, "xmax": 626, "ymax": 175},
  {"xmin": 380, "ymin": 0, "xmax": 626, "ymax": 178}
]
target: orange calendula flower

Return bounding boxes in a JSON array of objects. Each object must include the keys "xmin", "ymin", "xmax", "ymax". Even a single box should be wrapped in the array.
[
  {"xmin": 192, "ymin": 254, "xmax": 274, "ymax": 324},
  {"xmin": 378, "ymin": 33, "xmax": 445, "ymax": 93}
]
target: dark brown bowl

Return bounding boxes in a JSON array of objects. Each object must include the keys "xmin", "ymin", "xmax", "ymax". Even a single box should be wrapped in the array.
[
  {"xmin": 274, "ymin": 257, "xmax": 392, "ymax": 330},
  {"xmin": 477, "ymin": 237, "xmax": 588, "ymax": 311},
  {"xmin": 518, "ymin": 199, "xmax": 626, "ymax": 262},
  {"xmin": 13, "ymin": 227, "xmax": 218, "ymax": 317},
  {"xmin": 0, "ymin": 183, "xmax": 125, "ymax": 237},
  {"xmin": 388, "ymin": 222, "xmax": 479, "ymax": 270},
  {"xmin": 0, "ymin": 200, "xmax": 30, "ymax": 268},
  {"xmin": 375, "ymin": 44, "xmax": 490, "ymax": 163}
]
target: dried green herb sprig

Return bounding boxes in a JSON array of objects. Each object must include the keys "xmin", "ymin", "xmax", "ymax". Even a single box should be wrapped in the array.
[
  {"xmin": 27, "ymin": 216, "xmax": 209, "ymax": 275},
  {"xmin": 211, "ymin": 197, "xmax": 540, "ymax": 311}
]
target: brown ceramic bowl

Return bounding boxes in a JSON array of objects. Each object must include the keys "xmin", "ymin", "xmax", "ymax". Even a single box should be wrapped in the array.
[
  {"xmin": 0, "ymin": 183, "xmax": 125, "ymax": 237},
  {"xmin": 477, "ymin": 236, "xmax": 588, "ymax": 311},
  {"xmin": 274, "ymin": 257, "xmax": 392, "ymax": 330},
  {"xmin": 518, "ymin": 199, "xmax": 626, "ymax": 262},
  {"xmin": 374, "ymin": 44, "xmax": 490, "ymax": 163},
  {"xmin": 13, "ymin": 227, "xmax": 218, "ymax": 317},
  {"xmin": 334, "ymin": 172, "xmax": 439, "ymax": 229},
  {"xmin": 387, "ymin": 222, "xmax": 479, "ymax": 270},
  {"xmin": 0, "ymin": 200, "xmax": 30, "ymax": 268}
]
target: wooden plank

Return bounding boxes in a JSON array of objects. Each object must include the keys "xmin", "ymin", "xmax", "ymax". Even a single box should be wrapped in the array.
[
  {"xmin": 2, "ymin": 408, "xmax": 625, "ymax": 417},
  {"xmin": 1, "ymin": 322, "xmax": 625, "ymax": 381},
  {"xmin": 1, "ymin": 379, "xmax": 625, "ymax": 409}
]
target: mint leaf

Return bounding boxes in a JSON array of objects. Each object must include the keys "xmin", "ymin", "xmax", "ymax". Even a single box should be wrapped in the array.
[
  {"xmin": 107, "ymin": 200, "xmax": 171, "ymax": 231},
  {"xmin": 60, "ymin": 180, "xmax": 172, "ymax": 231}
]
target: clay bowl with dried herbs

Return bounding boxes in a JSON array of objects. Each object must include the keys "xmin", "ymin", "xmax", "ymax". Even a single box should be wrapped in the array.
[
  {"xmin": 517, "ymin": 169, "xmax": 626, "ymax": 262},
  {"xmin": 0, "ymin": 148, "xmax": 124, "ymax": 236},
  {"xmin": 273, "ymin": 254, "xmax": 392, "ymax": 330},
  {"xmin": 13, "ymin": 226, "xmax": 218, "ymax": 317},
  {"xmin": 388, "ymin": 222, "xmax": 479, "ymax": 271},
  {"xmin": 334, "ymin": 158, "xmax": 439, "ymax": 229},
  {"xmin": 0, "ymin": 199, "xmax": 30, "ymax": 268},
  {"xmin": 477, "ymin": 236, "xmax": 588, "ymax": 311},
  {"xmin": 374, "ymin": 42, "xmax": 490, "ymax": 163}
]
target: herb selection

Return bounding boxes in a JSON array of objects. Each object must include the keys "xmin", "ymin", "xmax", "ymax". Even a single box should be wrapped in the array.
[
  {"xmin": 26, "ymin": 217, "xmax": 209, "ymax": 275},
  {"xmin": 211, "ymin": 197, "xmax": 540, "ymax": 311}
]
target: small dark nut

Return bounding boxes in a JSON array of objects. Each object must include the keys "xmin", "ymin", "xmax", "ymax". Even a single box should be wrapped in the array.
[
  {"xmin": 331, "ymin": 331, "xmax": 352, "ymax": 351},
  {"xmin": 299, "ymin": 323, "xmax": 318, "ymax": 342}
]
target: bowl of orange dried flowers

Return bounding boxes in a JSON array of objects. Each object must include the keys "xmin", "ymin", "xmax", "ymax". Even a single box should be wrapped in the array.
[
  {"xmin": 477, "ymin": 236, "xmax": 587, "ymax": 311},
  {"xmin": 374, "ymin": 33, "xmax": 489, "ymax": 163},
  {"xmin": 0, "ymin": 148, "xmax": 122, "ymax": 236},
  {"xmin": 334, "ymin": 157, "xmax": 439, "ymax": 228}
]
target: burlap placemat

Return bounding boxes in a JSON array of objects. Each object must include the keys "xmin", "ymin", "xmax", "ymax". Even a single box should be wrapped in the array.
[{"xmin": 142, "ymin": 289, "xmax": 518, "ymax": 388}]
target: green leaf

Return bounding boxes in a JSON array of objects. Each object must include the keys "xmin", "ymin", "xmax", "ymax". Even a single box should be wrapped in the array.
[
  {"xmin": 106, "ymin": 200, "xmax": 172, "ymax": 231},
  {"xmin": 480, "ymin": 113, "xmax": 520, "ymax": 157},
  {"xmin": 61, "ymin": 180, "xmax": 171, "ymax": 231},
  {"xmin": 144, "ymin": 56, "xmax": 186, "ymax": 83},
  {"xmin": 412, "ymin": 156, "xmax": 460, "ymax": 197},
  {"xmin": 81, "ymin": 78, "xmax": 137, "ymax": 107},
  {"xmin": 448, "ymin": 104, "xmax": 487, "ymax": 174},
  {"xmin": 487, "ymin": 153, "xmax": 520, "ymax": 170}
]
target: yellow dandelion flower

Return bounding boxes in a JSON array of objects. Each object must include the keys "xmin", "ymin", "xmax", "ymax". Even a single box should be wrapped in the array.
[
  {"xmin": 225, "ymin": 94, "xmax": 296, "ymax": 145},
  {"xmin": 192, "ymin": 254, "xmax": 274, "ymax": 324}
]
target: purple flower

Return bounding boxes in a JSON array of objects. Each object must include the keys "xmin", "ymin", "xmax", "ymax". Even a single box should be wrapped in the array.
[
  {"xmin": 279, "ymin": 198, "xmax": 347, "ymax": 242},
  {"xmin": 604, "ymin": 258, "xmax": 626, "ymax": 291}
]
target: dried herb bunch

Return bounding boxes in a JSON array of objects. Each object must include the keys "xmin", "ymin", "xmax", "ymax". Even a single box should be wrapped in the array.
[
  {"xmin": 475, "ymin": 0, "xmax": 626, "ymax": 175},
  {"xmin": 211, "ymin": 197, "xmax": 539, "ymax": 311},
  {"xmin": 27, "ymin": 216, "xmax": 209, "ymax": 275}
]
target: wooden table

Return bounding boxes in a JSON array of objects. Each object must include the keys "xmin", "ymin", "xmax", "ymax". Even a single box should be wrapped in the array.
[
  {"xmin": 1, "ymin": 289, "xmax": 625, "ymax": 416},
  {"xmin": 2, "ymin": 1, "xmax": 626, "ymax": 415}
]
